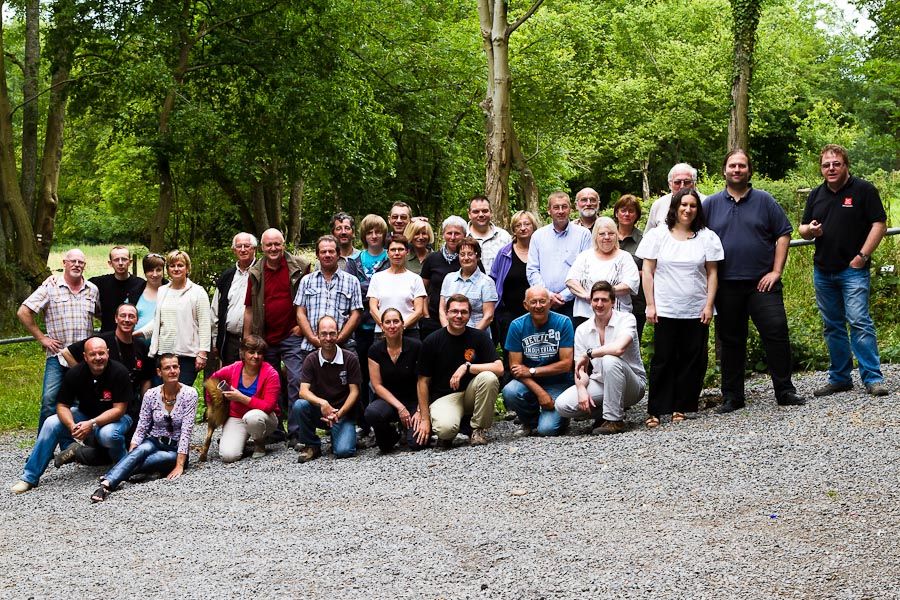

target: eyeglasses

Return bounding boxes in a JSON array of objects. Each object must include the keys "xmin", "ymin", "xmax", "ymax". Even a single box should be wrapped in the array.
[
  {"xmin": 671, "ymin": 179, "xmax": 694, "ymax": 186},
  {"xmin": 64, "ymin": 259, "xmax": 86, "ymax": 266},
  {"xmin": 447, "ymin": 309, "xmax": 470, "ymax": 316},
  {"xmin": 146, "ymin": 253, "xmax": 164, "ymax": 259},
  {"xmin": 163, "ymin": 414, "xmax": 174, "ymax": 435},
  {"xmin": 821, "ymin": 161, "xmax": 843, "ymax": 169}
]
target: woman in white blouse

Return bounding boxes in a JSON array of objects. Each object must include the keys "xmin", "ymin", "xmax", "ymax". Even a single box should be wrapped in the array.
[
  {"xmin": 566, "ymin": 216, "xmax": 640, "ymax": 329},
  {"xmin": 636, "ymin": 188, "xmax": 723, "ymax": 428},
  {"xmin": 368, "ymin": 235, "xmax": 427, "ymax": 337}
]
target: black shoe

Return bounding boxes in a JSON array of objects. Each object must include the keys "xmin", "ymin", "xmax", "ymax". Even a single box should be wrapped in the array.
[
  {"xmin": 813, "ymin": 382, "xmax": 853, "ymax": 397},
  {"xmin": 716, "ymin": 398, "xmax": 746, "ymax": 414},
  {"xmin": 777, "ymin": 392, "xmax": 807, "ymax": 406}
]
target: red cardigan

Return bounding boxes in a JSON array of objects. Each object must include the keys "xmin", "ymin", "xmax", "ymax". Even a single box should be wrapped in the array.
[{"xmin": 209, "ymin": 360, "xmax": 281, "ymax": 418}]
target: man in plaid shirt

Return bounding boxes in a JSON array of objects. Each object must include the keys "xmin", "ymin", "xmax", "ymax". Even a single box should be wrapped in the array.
[{"xmin": 18, "ymin": 249, "xmax": 100, "ymax": 432}]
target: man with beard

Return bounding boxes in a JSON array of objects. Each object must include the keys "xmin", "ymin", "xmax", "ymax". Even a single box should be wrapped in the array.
[{"xmin": 573, "ymin": 187, "xmax": 600, "ymax": 230}]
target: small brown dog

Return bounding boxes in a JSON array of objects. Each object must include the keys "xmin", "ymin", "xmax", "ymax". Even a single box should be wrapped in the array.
[{"xmin": 200, "ymin": 378, "xmax": 230, "ymax": 461}]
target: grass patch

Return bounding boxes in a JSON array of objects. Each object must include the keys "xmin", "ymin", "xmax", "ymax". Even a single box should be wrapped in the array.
[
  {"xmin": 48, "ymin": 244, "xmax": 149, "ymax": 280},
  {"xmin": 0, "ymin": 343, "xmax": 44, "ymax": 432}
]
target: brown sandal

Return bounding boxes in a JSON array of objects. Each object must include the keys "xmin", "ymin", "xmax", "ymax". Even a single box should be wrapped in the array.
[
  {"xmin": 645, "ymin": 416, "xmax": 660, "ymax": 429},
  {"xmin": 671, "ymin": 412, "xmax": 686, "ymax": 424}
]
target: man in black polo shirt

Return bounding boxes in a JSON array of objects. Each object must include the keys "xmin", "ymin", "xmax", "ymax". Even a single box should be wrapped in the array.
[
  {"xmin": 704, "ymin": 149, "xmax": 806, "ymax": 413},
  {"xmin": 89, "ymin": 245, "xmax": 146, "ymax": 332},
  {"xmin": 293, "ymin": 316, "xmax": 362, "ymax": 463},
  {"xmin": 416, "ymin": 294, "xmax": 503, "ymax": 448},
  {"xmin": 12, "ymin": 338, "xmax": 132, "ymax": 494},
  {"xmin": 799, "ymin": 144, "xmax": 889, "ymax": 397},
  {"xmin": 61, "ymin": 303, "xmax": 154, "ymax": 460}
]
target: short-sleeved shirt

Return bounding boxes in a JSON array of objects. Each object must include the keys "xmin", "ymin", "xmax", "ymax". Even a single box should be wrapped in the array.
[
  {"xmin": 368, "ymin": 270, "xmax": 427, "ymax": 332},
  {"xmin": 56, "ymin": 360, "xmax": 132, "ymax": 418},
  {"xmin": 67, "ymin": 331, "xmax": 154, "ymax": 398},
  {"xmin": 294, "ymin": 270, "xmax": 364, "ymax": 351},
  {"xmin": 22, "ymin": 277, "xmax": 99, "ymax": 358},
  {"xmin": 418, "ymin": 326, "xmax": 498, "ymax": 402},
  {"xmin": 245, "ymin": 256, "xmax": 294, "ymax": 345},
  {"xmin": 704, "ymin": 187, "xmax": 793, "ymax": 281},
  {"xmin": 802, "ymin": 175, "xmax": 887, "ymax": 272},
  {"xmin": 565, "ymin": 250, "xmax": 639, "ymax": 317},
  {"xmin": 504, "ymin": 311, "xmax": 574, "ymax": 386},
  {"xmin": 89, "ymin": 274, "xmax": 146, "ymax": 332},
  {"xmin": 368, "ymin": 337, "xmax": 422, "ymax": 409},
  {"xmin": 439, "ymin": 269, "xmax": 498, "ymax": 333},
  {"xmin": 574, "ymin": 311, "xmax": 646, "ymax": 385},
  {"xmin": 635, "ymin": 227, "xmax": 724, "ymax": 319},
  {"xmin": 300, "ymin": 347, "xmax": 362, "ymax": 409}
]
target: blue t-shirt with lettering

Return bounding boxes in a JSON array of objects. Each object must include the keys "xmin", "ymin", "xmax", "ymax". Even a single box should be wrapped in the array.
[{"xmin": 504, "ymin": 311, "xmax": 574, "ymax": 386}]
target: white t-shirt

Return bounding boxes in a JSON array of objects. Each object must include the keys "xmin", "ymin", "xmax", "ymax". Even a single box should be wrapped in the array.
[
  {"xmin": 367, "ymin": 270, "xmax": 427, "ymax": 332},
  {"xmin": 635, "ymin": 227, "xmax": 724, "ymax": 319},
  {"xmin": 565, "ymin": 250, "xmax": 640, "ymax": 318}
]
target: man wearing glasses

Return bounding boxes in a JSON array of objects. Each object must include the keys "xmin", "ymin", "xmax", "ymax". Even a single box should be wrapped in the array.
[
  {"xmin": 645, "ymin": 163, "xmax": 707, "ymax": 231},
  {"xmin": 415, "ymin": 294, "xmax": 503, "ymax": 448},
  {"xmin": 17, "ymin": 249, "xmax": 100, "ymax": 432},
  {"xmin": 573, "ymin": 187, "xmax": 600, "ymax": 231},
  {"xmin": 800, "ymin": 144, "xmax": 889, "ymax": 397}
]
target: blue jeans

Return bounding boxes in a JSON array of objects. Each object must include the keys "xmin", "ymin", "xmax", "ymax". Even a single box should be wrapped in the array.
[
  {"xmin": 103, "ymin": 437, "xmax": 180, "ymax": 489},
  {"xmin": 265, "ymin": 333, "xmax": 305, "ymax": 431},
  {"xmin": 21, "ymin": 409, "xmax": 133, "ymax": 486},
  {"xmin": 291, "ymin": 399, "xmax": 356, "ymax": 458},
  {"xmin": 38, "ymin": 358, "xmax": 68, "ymax": 433},
  {"xmin": 502, "ymin": 377, "xmax": 573, "ymax": 436},
  {"xmin": 814, "ymin": 266, "xmax": 884, "ymax": 386}
]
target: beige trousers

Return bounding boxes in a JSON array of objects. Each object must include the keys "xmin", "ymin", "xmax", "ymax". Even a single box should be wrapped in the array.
[
  {"xmin": 430, "ymin": 371, "xmax": 500, "ymax": 440},
  {"xmin": 219, "ymin": 410, "xmax": 278, "ymax": 463}
]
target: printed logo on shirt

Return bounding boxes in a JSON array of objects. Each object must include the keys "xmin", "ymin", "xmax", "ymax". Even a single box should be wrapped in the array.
[
  {"xmin": 464, "ymin": 348, "xmax": 476, "ymax": 362},
  {"xmin": 842, "ymin": 197, "xmax": 854, "ymax": 207},
  {"xmin": 339, "ymin": 370, "xmax": 347, "ymax": 385},
  {"xmin": 522, "ymin": 329, "xmax": 563, "ymax": 360},
  {"xmin": 136, "ymin": 359, "xmax": 143, "ymax": 369},
  {"xmin": 102, "ymin": 390, "xmax": 112, "ymax": 401}
]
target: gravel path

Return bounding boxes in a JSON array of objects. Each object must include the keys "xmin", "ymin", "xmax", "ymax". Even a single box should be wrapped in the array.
[{"xmin": 2, "ymin": 366, "xmax": 899, "ymax": 599}]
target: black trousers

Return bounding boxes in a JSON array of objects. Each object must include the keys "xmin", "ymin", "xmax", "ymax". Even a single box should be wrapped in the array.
[
  {"xmin": 364, "ymin": 398, "xmax": 428, "ymax": 451},
  {"xmin": 714, "ymin": 280, "xmax": 796, "ymax": 402},
  {"xmin": 648, "ymin": 317, "xmax": 709, "ymax": 416}
]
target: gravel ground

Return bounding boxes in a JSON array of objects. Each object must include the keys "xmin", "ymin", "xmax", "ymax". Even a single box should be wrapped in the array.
[{"xmin": 2, "ymin": 366, "xmax": 899, "ymax": 599}]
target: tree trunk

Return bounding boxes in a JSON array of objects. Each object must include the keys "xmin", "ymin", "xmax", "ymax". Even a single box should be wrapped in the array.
[
  {"xmin": 640, "ymin": 156, "xmax": 650, "ymax": 203},
  {"xmin": 34, "ymin": 18, "xmax": 74, "ymax": 263},
  {"xmin": 727, "ymin": 0, "xmax": 761, "ymax": 152},
  {"xmin": 477, "ymin": 0, "xmax": 544, "ymax": 225},
  {"xmin": 288, "ymin": 177, "xmax": 304, "ymax": 247},
  {"xmin": 0, "ymin": 12, "xmax": 43, "ymax": 282},
  {"xmin": 250, "ymin": 180, "xmax": 269, "ymax": 233},
  {"xmin": 20, "ymin": 0, "xmax": 40, "ymax": 219},
  {"xmin": 509, "ymin": 129, "xmax": 538, "ymax": 219},
  {"xmin": 211, "ymin": 163, "xmax": 256, "ymax": 232}
]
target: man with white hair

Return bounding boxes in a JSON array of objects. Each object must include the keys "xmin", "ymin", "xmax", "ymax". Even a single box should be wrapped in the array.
[
  {"xmin": 211, "ymin": 232, "xmax": 258, "ymax": 367},
  {"xmin": 573, "ymin": 187, "xmax": 600, "ymax": 230},
  {"xmin": 645, "ymin": 163, "xmax": 707, "ymax": 230}
]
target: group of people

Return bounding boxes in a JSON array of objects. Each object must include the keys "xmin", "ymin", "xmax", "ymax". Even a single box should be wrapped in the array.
[{"xmin": 10, "ymin": 144, "xmax": 891, "ymax": 501}]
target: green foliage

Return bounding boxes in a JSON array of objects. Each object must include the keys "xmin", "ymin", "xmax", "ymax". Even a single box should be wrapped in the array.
[{"xmin": 0, "ymin": 344, "xmax": 43, "ymax": 432}]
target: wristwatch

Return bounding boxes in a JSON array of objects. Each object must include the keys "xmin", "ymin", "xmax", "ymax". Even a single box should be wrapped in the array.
[
  {"xmin": 858, "ymin": 252, "xmax": 869, "ymax": 261},
  {"xmin": 465, "ymin": 361, "xmax": 472, "ymax": 374},
  {"xmin": 587, "ymin": 348, "xmax": 593, "ymax": 359},
  {"xmin": 529, "ymin": 367, "xmax": 536, "ymax": 376}
]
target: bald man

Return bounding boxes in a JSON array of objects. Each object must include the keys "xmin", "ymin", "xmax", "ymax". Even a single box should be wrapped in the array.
[
  {"xmin": 574, "ymin": 187, "xmax": 600, "ymax": 230},
  {"xmin": 244, "ymin": 228, "xmax": 311, "ymax": 441},
  {"xmin": 12, "ymin": 338, "xmax": 132, "ymax": 494}
]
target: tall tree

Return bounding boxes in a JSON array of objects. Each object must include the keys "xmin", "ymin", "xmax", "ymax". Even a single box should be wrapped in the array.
[
  {"xmin": 727, "ymin": 0, "xmax": 762, "ymax": 151},
  {"xmin": 477, "ymin": 0, "xmax": 544, "ymax": 225}
]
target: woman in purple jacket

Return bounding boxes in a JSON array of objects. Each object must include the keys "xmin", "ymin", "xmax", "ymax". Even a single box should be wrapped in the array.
[{"xmin": 489, "ymin": 210, "xmax": 540, "ymax": 347}]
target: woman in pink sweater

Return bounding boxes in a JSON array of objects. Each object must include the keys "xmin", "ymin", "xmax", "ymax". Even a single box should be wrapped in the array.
[{"xmin": 208, "ymin": 335, "xmax": 281, "ymax": 462}]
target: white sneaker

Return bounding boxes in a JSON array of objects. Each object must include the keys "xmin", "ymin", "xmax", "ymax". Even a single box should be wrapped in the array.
[{"xmin": 11, "ymin": 480, "xmax": 33, "ymax": 494}]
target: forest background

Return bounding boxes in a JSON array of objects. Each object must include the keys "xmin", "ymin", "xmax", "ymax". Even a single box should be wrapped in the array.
[{"xmin": 0, "ymin": 0, "xmax": 897, "ymax": 430}]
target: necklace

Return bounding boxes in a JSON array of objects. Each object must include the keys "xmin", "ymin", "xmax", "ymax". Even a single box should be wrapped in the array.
[{"xmin": 162, "ymin": 387, "xmax": 177, "ymax": 407}]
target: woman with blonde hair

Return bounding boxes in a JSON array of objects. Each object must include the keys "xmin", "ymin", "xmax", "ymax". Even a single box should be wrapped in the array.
[
  {"xmin": 490, "ymin": 210, "xmax": 539, "ymax": 348},
  {"xmin": 403, "ymin": 219, "xmax": 434, "ymax": 275},
  {"xmin": 139, "ymin": 249, "xmax": 211, "ymax": 385}
]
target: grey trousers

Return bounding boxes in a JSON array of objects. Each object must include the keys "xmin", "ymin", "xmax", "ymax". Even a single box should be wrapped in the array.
[{"xmin": 556, "ymin": 355, "xmax": 645, "ymax": 422}]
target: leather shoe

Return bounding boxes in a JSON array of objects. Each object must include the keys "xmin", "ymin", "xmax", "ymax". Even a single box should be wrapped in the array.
[
  {"xmin": 813, "ymin": 382, "xmax": 853, "ymax": 397},
  {"xmin": 296, "ymin": 445, "xmax": 321, "ymax": 464},
  {"xmin": 716, "ymin": 398, "xmax": 746, "ymax": 414},
  {"xmin": 54, "ymin": 443, "xmax": 80, "ymax": 469},
  {"xmin": 866, "ymin": 382, "xmax": 889, "ymax": 397},
  {"xmin": 593, "ymin": 420, "xmax": 626, "ymax": 435},
  {"xmin": 777, "ymin": 392, "xmax": 807, "ymax": 406}
]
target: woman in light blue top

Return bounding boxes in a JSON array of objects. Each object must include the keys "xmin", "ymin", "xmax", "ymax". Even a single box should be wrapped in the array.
[
  {"xmin": 135, "ymin": 253, "xmax": 167, "ymax": 340},
  {"xmin": 439, "ymin": 236, "xmax": 498, "ymax": 337}
]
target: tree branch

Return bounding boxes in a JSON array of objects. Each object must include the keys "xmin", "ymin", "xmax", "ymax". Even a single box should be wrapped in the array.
[
  {"xmin": 4, "ymin": 52, "xmax": 24, "ymax": 74},
  {"xmin": 8, "ymin": 69, "xmax": 118, "ymax": 115},
  {"xmin": 506, "ymin": 0, "xmax": 545, "ymax": 37}
]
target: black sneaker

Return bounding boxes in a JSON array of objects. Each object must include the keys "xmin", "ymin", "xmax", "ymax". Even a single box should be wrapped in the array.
[
  {"xmin": 716, "ymin": 398, "xmax": 746, "ymax": 414},
  {"xmin": 776, "ymin": 392, "xmax": 807, "ymax": 406},
  {"xmin": 813, "ymin": 382, "xmax": 853, "ymax": 397}
]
